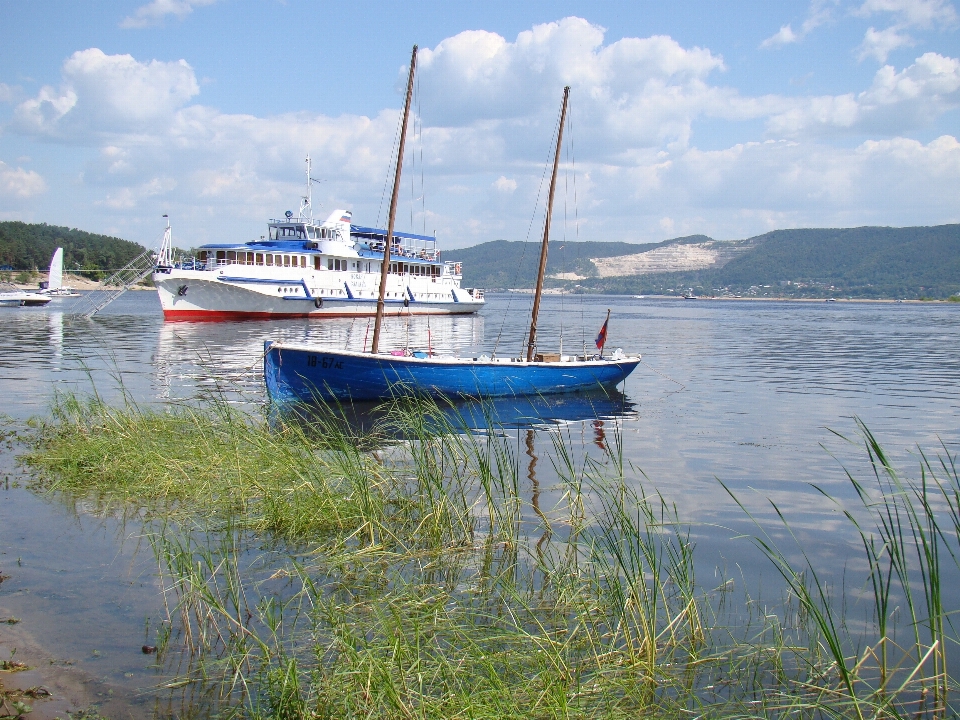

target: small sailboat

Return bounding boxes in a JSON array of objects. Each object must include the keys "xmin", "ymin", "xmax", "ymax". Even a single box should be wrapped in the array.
[
  {"xmin": 263, "ymin": 57, "xmax": 639, "ymax": 403},
  {"xmin": 38, "ymin": 248, "xmax": 80, "ymax": 298}
]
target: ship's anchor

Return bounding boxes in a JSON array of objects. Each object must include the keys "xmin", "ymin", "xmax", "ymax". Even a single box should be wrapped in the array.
[{"xmin": 177, "ymin": 285, "xmax": 188, "ymax": 296}]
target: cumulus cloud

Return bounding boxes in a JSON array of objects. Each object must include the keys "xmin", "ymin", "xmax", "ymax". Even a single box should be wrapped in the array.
[
  {"xmin": 0, "ymin": 161, "xmax": 47, "ymax": 199},
  {"xmin": 4, "ymin": 22, "xmax": 960, "ymax": 244},
  {"xmin": 854, "ymin": 0, "xmax": 957, "ymax": 61},
  {"xmin": 120, "ymin": 0, "xmax": 219, "ymax": 29},
  {"xmin": 416, "ymin": 17, "xmax": 729, "ymax": 156},
  {"xmin": 858, "ymin": 25, "xmax": 916, "ymax": 61},
  {"xmin": 768, "ymin": 52, "xmax": 960, "ymax": 135},
  {"xmin": 13, "ymin": 49, "xmax": 199, "ymax": 138}
]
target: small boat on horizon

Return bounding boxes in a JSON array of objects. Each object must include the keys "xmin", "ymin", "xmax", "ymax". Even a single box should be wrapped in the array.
[{"xmin": 264, "ymin": 64, "xmax": 639, "ymax": 403}]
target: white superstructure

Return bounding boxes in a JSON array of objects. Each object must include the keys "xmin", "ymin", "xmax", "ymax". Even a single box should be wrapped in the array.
[{"xmin": 153, "ymin": 159, "xmax": 483, "ymax": 320}]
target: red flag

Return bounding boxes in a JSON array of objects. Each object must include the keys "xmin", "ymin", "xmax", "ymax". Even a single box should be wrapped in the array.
[{"xmin": 595, "ymin": 317, "xmax": 608, "ymax": 350}]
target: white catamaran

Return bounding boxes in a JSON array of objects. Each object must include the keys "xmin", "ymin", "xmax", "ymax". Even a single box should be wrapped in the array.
[{"xmin": 152, "ymin": 160, "xmax": 484, "ymax": 320}]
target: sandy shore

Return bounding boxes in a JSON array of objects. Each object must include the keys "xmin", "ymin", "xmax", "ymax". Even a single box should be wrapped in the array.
[{"xmin": 2, "ymin": 272, "xmax": 153, "ymax": 291}]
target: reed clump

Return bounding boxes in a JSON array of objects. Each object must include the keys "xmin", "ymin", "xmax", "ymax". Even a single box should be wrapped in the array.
[{"xmin": 23, "ymin": 395, "xmax": 960, "ymax": 718}]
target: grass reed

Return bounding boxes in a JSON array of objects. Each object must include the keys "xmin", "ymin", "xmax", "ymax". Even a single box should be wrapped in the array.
[{"xmin": 22, "ymin": 393, "xmax": 960, "ymax": 718}]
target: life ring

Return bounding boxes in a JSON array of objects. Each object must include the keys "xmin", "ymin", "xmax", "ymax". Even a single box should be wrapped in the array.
[{"xmin": 314, "ymin": 298, "xmax": 323, "ymax": 309}]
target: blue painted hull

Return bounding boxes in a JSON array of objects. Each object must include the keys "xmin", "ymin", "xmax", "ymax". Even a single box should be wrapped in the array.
[{"xmin": 263, "ymin": 342, "xmax": 640, "ymax": 402}]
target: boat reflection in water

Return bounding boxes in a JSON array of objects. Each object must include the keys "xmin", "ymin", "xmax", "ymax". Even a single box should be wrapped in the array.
[{"xmin": 269, "ymin": 385, "xmax": 636, "ymax": 446}]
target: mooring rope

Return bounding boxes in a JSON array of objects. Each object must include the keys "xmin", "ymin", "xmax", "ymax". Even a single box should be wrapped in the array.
[{"xmin": 641, "ymin": 359, "xmax": 686, "ymax": 392}]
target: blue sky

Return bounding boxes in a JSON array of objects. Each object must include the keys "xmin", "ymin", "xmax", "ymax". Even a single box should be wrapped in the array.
[{"xmin": 1, "ymin": 0, "xmax": 958, "ymax": 250}]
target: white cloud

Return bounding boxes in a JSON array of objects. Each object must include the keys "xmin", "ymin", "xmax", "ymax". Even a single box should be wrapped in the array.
[
  {"xmin": 120, "ymin": 0, "xmax": 219, "ymax": 29},
  {"xmin": 13, "ymin": 49, "xmax": 199, "ymax": 138},
  {"xmin": 0, "ymin": 161, "xmax": 47, "ymax": 199},
  {"xmin": 854, "ymin": 0, "xmax": 957, "ymax": 62},
  {"xmin": 4, "ymin": 24, "xmax": 960, "ymax": 244},
  {"xmin": 761, "ymin": 0, "xmax": 836, "ymax": 48},
  {"xmin": 768, "ymin": 52, "xmax": 960, "ymax": 135},
  {"xmin": 855, "ymin": 0, "xmax": 958, "ymax": 27},
  {"xmin": 858, "ymin": 25, "xmax": 916, "ymax": 61},
  {"xmin": 416, "ymin": 17, "xmax": 726, "ymax": 149},
  {"xmin": 761, "ymin": 25, "xmax": 800, "ymax": 48}
]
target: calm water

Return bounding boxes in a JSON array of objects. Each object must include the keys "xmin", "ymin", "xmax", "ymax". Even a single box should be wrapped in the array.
[{"xmin": 1, "ymin": 291, "xmax": 959, "ymax": 712}]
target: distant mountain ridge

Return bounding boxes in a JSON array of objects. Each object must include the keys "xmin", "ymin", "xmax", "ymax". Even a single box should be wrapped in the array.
[
  {"xmin": 446, "ymin": 225, "xmax": 960, "ymax": 299},
  {"xmin": 0, "ymin": 221, "xmax": 147, "ymax": 278}
]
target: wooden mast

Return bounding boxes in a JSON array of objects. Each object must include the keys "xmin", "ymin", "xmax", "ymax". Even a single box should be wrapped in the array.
[
  {"xmin": 526, "ymin": 86, "xmax": 570, "ymax": 363},
  {"xmin": 371, "ymin": 45, "xmax": 418, "ymax": 354}
]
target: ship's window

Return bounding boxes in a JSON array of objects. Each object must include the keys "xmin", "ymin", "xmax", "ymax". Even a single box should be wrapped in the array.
[
  {"xmin": 255, "ymin": 253, "xmax": 264, "ymax": 266},
  {"xmin": 300, "ymin": 256, "xmax": 306, "ymax": 268},
  {"xmin": 327, "ymin": 258, "xmax": 333, "ymax": 271},
  {"xmin": 269, "ymin": 227, "xmax": 277, "ymax": 240},
  {"xmin": 266, "ymin": 255, "xmax": 273, "ymax": 266},
  {"xmin": 227, "ymin": 251, "xmax": 236, "ymax": 263},
  {"xmin": 281, "ymin": 255, "xmax": 288, "ymax": 267},
  {"xmin": 198, "ymin": 251, "xmax": 208, "ymax": 262},
  {"xmin": 314, "ymin": 256, "xmax": 322, "ymax": 270}
]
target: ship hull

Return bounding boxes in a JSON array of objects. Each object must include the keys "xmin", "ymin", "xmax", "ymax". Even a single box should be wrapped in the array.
[
  {"xmin": 264, "ymin": 342, "xmax": 640, "ymax": 402},
  {"xmin": 154, "ymin": 269, "xmax": 483, "ymax": 320}
]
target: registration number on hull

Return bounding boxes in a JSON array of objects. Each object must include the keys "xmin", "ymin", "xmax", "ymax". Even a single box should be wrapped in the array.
[{"xmin": 307, "ymin": 355, "xmax": 344, "ymax": 370}]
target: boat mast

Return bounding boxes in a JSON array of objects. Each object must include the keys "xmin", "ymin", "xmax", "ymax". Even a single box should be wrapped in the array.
[
  {"xmin": 526, "ymin": 86, "xmax": 570, "ymax": 363},
  {"xmin": 371, "ymin": 45, "xmax": 418, "ymax": 354}
]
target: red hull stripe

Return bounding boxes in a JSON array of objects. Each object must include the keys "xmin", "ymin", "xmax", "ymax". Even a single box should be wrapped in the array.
[{"xmin": 162, "ymin": 309, "xmax": 475, "ymax": 321}]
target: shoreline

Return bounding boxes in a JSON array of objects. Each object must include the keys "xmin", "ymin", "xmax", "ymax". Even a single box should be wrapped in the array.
[
  {"xmin": 1, "ymin": 272, "xmax": 153, "ymax": 292},
  {"xmin": 499, "ymin": 290, "xmax": 954, "ymax": 304}
]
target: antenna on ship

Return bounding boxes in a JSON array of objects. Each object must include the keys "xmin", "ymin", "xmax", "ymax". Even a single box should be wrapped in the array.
[{"xmin": 299, "ymin": 156, "xmax": 313, "ymax": 221}]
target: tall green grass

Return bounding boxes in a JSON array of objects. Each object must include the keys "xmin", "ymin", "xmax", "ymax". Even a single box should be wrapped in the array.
[{"xmin": 23, "ymin": 394, "xmax": 960, "ymax": 718}]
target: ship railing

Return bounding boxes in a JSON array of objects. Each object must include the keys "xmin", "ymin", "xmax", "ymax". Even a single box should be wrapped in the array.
[
  {"xmin": 444, "ymin": 260, "xmax": 463, "ymax": 276},
  {"xmin": 366, "ymin": 241, "xmax": 439, "ymax": 261}
]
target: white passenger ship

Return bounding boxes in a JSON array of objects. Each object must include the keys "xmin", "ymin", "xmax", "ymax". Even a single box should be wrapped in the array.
[{"xmin": 153, "ymin": 161, "xmax": 484, "ymax": 320}]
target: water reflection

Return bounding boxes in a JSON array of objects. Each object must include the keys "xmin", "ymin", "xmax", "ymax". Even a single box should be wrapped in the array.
[{"xmin": 270, "ymin": 388, "xmax": 637, "ymax": 449}]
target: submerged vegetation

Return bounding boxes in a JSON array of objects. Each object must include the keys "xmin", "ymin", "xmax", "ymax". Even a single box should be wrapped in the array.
[{"xmin": 22, "ymin": 393, "xmax": 960, "ymax": 718}]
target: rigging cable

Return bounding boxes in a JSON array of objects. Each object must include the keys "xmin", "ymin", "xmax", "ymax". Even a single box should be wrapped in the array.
[
  {"xmin": 567, "ymin": 102, "xmax": 587, "ymax": 356},
  {"xmin": 376, "ymin": 68, "xmax": 409, "ymax": 230},
  {"xmin": 491, "ymin": 100, "xmax": 566, "ymax": 359}
]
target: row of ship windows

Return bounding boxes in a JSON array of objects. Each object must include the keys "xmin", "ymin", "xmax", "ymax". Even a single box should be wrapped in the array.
[{"xmin": 198, "ymin": 250, "xmax": 442, "ymax": 277}]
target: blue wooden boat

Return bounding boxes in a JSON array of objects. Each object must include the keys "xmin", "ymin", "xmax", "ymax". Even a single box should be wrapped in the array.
[
  {"xmin": 263, "ymin": 66, "xmax": 640, "ymax": 405},
  {"xmin": 263, "ymin": 342, "xmax": 639, "ymax": 402}
]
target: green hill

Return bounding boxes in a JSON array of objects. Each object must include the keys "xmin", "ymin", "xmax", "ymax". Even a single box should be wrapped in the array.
[
  {"xmin": 713, "ymin": 225, "xmax": 960, "ymax": 297},
  {"xmin": 451, "ymin": 225, "xmax": 960, "ymax": 300},
  {"xmin": 0, "ymin": 221, "xmax": 147, "ymax": 279},
  {"xmin": 445, "ymin": 238, "xmax": 709, "ymax": 289}
]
